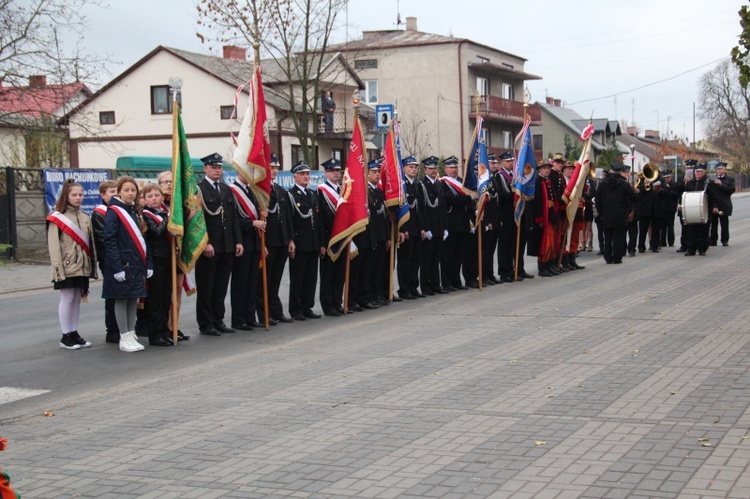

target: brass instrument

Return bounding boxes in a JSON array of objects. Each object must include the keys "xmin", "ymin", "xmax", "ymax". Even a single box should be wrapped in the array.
[{"xmin": 634, "ymin": 163, "xmax": 659, "ymax": 191}]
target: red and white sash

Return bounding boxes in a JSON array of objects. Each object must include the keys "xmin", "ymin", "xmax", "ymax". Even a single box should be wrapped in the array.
[
  {"xmin": 142, "ymin": 210, "xmax": 164, "ymax": 225},
  {"xmin": 93, "ymin": 204, "xmax": 108, "ymax": 217},
  {"xmin": 230, "ymin": 184, "xmax": 259, "ymax": 220},
  {"xmin": 109, "ymin": 205, "xmax": 147, "ymax": 264},
  {"xmin": 440, "ymin": 176, "xmax": 463, "ymax": 194},
  {"xmin": 317, "ymin": 183, "xmax": 341, "ymax": 212},
  {"xmin": 47, "ymin": 211, "xmax": 91, "ymax": 257}
]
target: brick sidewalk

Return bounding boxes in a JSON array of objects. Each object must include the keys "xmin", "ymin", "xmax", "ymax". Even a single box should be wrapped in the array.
[{"xmin": 2, "ymin": 201, "xmax": 750, "ymax": 497}]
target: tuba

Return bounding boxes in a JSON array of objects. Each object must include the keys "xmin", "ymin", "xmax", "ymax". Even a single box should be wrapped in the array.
[{"xmin": 635, "ymin": 163, "xmax": 659, "ymax": 191}]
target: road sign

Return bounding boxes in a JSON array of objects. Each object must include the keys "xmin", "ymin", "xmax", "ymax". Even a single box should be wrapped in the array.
[{"xmin": 375, "ymin": 104, "xmax": 394, "ymax": 129}]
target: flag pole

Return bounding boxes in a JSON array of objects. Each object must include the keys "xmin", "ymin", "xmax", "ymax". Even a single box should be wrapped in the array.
[
  {"xmin": 251, "ymin": 41, "xmax": 271, "ymax": 331},
  {"xmin": 472, "ymin": 93, "xmax": 483, "ymax": 291},
  {"xmin": 343, "ymin": 90, "xmax": 361, "ymax": 314},
  {"xmin": 169, "ymin": 77, "xmax": 182, "ymax": 346},
  {"xmin": 513, "ymin": 90, "xmax": 530, "ymax": 282}
]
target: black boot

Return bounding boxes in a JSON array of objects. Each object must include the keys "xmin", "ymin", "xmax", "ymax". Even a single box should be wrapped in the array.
[
  {"xmin": 538, "ymin": 261, "xmax": 553, "ymax": 277},
  {"xmin": 570, "ymin": 254, "xmax": 585, "ymax": 270}
]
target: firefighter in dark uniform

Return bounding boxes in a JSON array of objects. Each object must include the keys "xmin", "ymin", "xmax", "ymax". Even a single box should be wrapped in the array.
[
  {"xmin": 397, "ymin": 156, "xmax": 423, "ymax": 299},
  {"xmin": 287, "ymin": 161, "xmax": 322, "ymax": 320},
  {"xmin": 356, "ymin": 160, "xmax": 389, "ymax": 308},
  {"xmin": 195, "ymin": 153, "xmax": 243, "ymax": 336},
  {"xmin": 439, "ymin": 155, "xmax": 472, "ymax": 290},
  {"xmin": 496, "ymin": 151, "xmax": 519, "ymax": 282},
  {"xmin": 595, "ymin": 162, "xmax": 639, "ymax": 264},
  {"xmin": 256, "ymin": 154, "xmax": 294, "ymax": 324},
  {"xmin": 660, "ymin": 170, "xmax": 680, "ymax": 248},
  {"xmin": 481, "ymin": 153, "xmax": 501, "ymax": 285},
  {"xmin": 418, "ymin": 155, "xmax": 447, "ymax": 295},
  {"xmin": 317, "ymin": 157, "xmax": 345, "ymax": 316},
  {"xmin": 679, "ymin": 162, "xmax": 716, "ymax": 256},
  {"xmin": 709, "ymin": 161, "xmax": 734, "ymax": 246}
]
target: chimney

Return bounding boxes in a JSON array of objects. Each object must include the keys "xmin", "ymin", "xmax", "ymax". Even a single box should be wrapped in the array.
[
  {"xmin": 222, "ymin": 45, "xmax": 247, "ymax": 61},
  {"xmin": 29, "ymin": 75, "xmax": 47, "ymax": 88},
  {"xmin": 626, "ymin": 126, "xmax": 637, "ymax": 136},
  {"xmin": 406, "ymin": 17, "xmax": 417, "ymax": 31},
  {"xmin": 546, "ymin": 96, "xmax": 554, "ymax": 105},
  {"xmin": 645, "ymin": 129, "xmax": 660, "ymax": 139},
  {"xmin": 553, "ymin": 99, "xmax": 561, "ymax": 107}
]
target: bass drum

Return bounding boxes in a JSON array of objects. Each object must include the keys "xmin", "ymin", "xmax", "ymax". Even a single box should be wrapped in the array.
[{"xmin": 682, "ymin": 191, "xmax": 708, "ymax": 224}]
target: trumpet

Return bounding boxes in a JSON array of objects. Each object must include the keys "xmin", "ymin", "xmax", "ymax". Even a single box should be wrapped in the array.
[{"xmin": 635, "ymin": 163, "xmax": 659, "ymax": 191}]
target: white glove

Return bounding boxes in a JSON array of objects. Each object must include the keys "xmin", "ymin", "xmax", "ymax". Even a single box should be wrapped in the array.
[
  {"xmin": 114, "ymin": 271, "xmax": 126, "ymax": 282},
  {"xmin": 443, "ymin": 229, "xmax": 449, "ymax": 241},
  {"xmin": 147, "ymin": 269, "xmax": 154, "ymax": 279},
  {"xmin": 425, "ymin": 230, "xmax": 433, "ymax": 240}
]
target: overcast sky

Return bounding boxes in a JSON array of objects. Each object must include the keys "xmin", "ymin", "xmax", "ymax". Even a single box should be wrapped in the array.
[{"xmin": 75, "ymin": 0, "xmax": 746, "ymax": 141}]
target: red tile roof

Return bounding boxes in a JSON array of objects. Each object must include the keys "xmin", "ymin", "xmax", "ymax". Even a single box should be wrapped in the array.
[{"xmin": 0, "ymin": 81, "xmax": 92, "ymax": 118}]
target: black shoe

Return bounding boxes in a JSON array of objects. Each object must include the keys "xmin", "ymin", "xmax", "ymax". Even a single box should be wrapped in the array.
[
  {"xmin": 59, "ymin": 333, "xmax": 82, "ymax": 350},
  {"xmin": 699, "ymin": 251, "xmax": 706, "ymax": 256},
  {"xmin": 628, "ymin": 251, "xmax": 636, "ymax": 257},
  {"xmin": 489, "ymin": 276, "xmax": 500, "ymax": 284},
  {"xmin": 613, "ymin": 259, "xmax": 623, "ymax": 264},
  {"xmin": 324, "ymin": 309, "xmax": 342, "ymax": 317},
  {"xmin": 149, "ymin": 337, "xmax": 174, "ymax": 347},
  {"xmin": 436, "ymin": 288, "xmax": 450, "ymax": 294},
  {"xmin": 215, "ymin": 323, "xmax": 235, "ymax": 333},
  {"xmin": 200, "ymin": 327, "xmax": 221, "ymax": 336},
  {"xmin": 275, "ymin": 316, "xmax": 294, "ymax": 323},
  {"xmin": 709, "ymin": 242, "xmax": 717, "ymax": 247},
  {"xmin": 422, "ymin": 290, "xmax": 436, "ymax": 296},
  {"xmin": 676, "ymin": 247, "xmax": 686, "ymax": 253},
  {"xmin": 538, "ymin": 269, "xmax": 553, "ymax": 277},
  {"xmin": 400, "ymin": 293, "xmax": 416, "ymax": 300},
  {"xmin": 250, "ymin": 321, "xmax": 266, "ymax": 328},
  {"xmin": 231, "ymin": 323, "xmax": 254, "ymax": 331},
  {"xmin": 456, "ymin": 285, "xmax": 469, "ymax": 290},
  {"xmin": 391, "ymin": 296, "xmax": 403, "ymax": 302},
  {"xmin": 348, "ymin": 304, "xmax": 364, "ymax": 312},
  {"xmin": 549, "ymin": 266, "xmax": 561, "ymax": 275},
  {"xmin": 292, "ymin": 314, "xmax": 306, "ymax": 321},
  {"xmin": 468, "ymin": 282, "xmax": 480, "ymax": 289},
  {"xmin": 106, "ymin": 332, "xmax": 120, "ymax": 344},
  {"xmin": 500, "ymin": 276, "xmax": 514, "ymax": 283},
  {"xmin": 482, "ymin": 280, "xmax": 494, "ymax": 286},
  {"xmin": 650, "ymin": 248, "xmax": 660, "ymax": 253},
  {"xmin": 638, "ymin": 248, "xmax": 646, "ymax": 253},
  {"xmin": 570, "ymin": 261, "xmax": 585, "ymax": 270},
  {"xmin": 266, "ymin": 318, "xmax": 278, "ymax": 326},
  {"xmin": 412, "ymin": 291, "xmax": 427, "ymax": 298},
  {"xmin": 520, "ymin": 271, "xmax": 534, "ymax": 279},
  {"xmin": 378, "ymin": 297, "xmax": 390, "ymax": 306},
  {"xmin": 722, "ymin": 242, "xmax": 729, "ymax": 247},
  {"xmin": 362, "ymin": 301, "xmax": 380, "ymax": 310},
  {"xmin": 444, "ymin": 286, "xmax": 457, "ymax": 292},
  {"xmin": 605, "ymin": 259, "xmax": 613, "ymax": 264},
  {"xmin": 176, "ymin": 330, "xmax": 190, "ymax": 341},
  {"xmin": 303, "ymin": 310, "xmax": 322, "ymax": 319},
  {"xmin": 685, "ymin": 250, "xmax": 696, "ymax": 256}
]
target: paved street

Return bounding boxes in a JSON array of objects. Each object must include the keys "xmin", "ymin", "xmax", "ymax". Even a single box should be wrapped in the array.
[{"xmin": 1, "ymin": 196, "xmax": 750, "ymax": 497}]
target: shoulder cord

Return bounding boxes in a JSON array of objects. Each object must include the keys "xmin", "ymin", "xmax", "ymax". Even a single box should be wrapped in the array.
[
  {"xmin": 288, "ymin": 191, "xmax": 313, "ymax": 219},
  {"xmin": 420, "ymin": 182, "xmax": 439, "ymax": 209},
  {"xmin": 198, "ymin": 185, "xmax": 224, "ymax": 217}
]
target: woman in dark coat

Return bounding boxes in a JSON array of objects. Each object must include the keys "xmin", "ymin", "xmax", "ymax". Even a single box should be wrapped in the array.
[{"xmin": 102, "ymin": 176, "xmax": 153, "ymax": 352}]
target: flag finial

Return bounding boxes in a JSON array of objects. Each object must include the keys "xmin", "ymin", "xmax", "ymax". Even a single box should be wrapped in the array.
[{"xmin": 169, "ymin": 77, "xmax": 182, "ymax": 103}]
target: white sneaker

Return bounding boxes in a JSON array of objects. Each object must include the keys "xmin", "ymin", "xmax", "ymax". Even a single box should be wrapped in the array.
[{"xmin": 119, "ymin": 331, "xmax": 143, "ymax": 353}]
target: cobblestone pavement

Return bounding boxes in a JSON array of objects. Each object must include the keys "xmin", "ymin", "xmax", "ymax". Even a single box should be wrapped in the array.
[{"xmin": 2, "ymin": 200, "xmax": 750, "ymax": 497}]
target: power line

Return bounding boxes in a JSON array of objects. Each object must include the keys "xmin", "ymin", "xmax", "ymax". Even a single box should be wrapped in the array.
[{"xmin": 568, "ymin": 56, "xmax": 729, "ymax": 105}]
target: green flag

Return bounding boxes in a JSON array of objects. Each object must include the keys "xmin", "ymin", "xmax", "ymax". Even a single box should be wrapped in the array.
[{"xmin": 167, "ymin": 104, "xmax": 207, "ymax": 272}]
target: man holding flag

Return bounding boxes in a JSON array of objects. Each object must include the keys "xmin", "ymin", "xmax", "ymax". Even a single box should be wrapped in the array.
[{"xmin": 512, "ymin": 117, "xmax": 537, "ymax": 280}]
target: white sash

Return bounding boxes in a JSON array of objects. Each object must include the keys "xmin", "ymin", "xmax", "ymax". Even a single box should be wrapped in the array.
[
  {"xmin": 110, "ymin": 205, "xmax": 147, "ymax": 264},
  {"xmin": 230, "ymin": 183, "xmax": 259, "ymax": 220},
  {"xmin": 317, "ymin": 182, "xmax": 341, "ymax": 212},
  {"xmin": 47, "ymin": 211, "xmax": 91, "ymax": 257}
]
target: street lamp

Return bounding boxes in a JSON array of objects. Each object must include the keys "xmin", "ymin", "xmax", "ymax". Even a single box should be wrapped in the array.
[{"xmin": 629, "ymin": 144, "xmax": 635, "ymax": 185}]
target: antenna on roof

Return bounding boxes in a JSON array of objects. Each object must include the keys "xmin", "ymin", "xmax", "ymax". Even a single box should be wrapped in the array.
[{"xmin": 396, "ymin": 0, "xmax": 403, "ymax": 27}]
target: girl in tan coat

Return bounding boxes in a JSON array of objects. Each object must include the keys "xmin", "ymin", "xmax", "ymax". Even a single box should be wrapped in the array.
[{"xmin": 47, "ymin": 179, "xmax": 97, "ymax": 349}]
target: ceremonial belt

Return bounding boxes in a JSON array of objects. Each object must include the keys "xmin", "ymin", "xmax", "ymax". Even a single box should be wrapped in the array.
[
  {"xmin": 46, "ymin": 211, "xmax": 92, "ymax": 257},
  {"xmin": 230, "ymin": 184, "xmax": 259, "ymax": 220},
  {"xmin": 109, "ymin": 205, "xmax": 147, "ymax": 264},
  {"xmin": 93, "ymin": 204, "xmax": 107, "ymax": 217},
  {"xmin": 317, "ymin": 183, "xmax": 340, "ymax": 212}
]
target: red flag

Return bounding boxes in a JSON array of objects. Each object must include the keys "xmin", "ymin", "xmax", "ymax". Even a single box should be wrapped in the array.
[
  {"xmin": 232, "ymin": 65, "xmax": 272, "ymax": 209},
  {"xmin": 327, "ymin": 117, "xmax": 369, "ymax": 261},
  {"xmin": 380, "ymin": 120, "xmax": 403, "ymax": 208}
]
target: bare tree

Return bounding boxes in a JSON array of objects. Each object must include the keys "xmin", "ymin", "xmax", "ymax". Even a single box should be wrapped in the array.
[
  {"xmin": 699, "ymin": 59, "xmax": 750, "ymax": 173},
  {"xmin": 397, "ymin": 104, "xmax": 433, "ymax": 170},
  {"xmin": 197, "ymin": 0, "xmax": 348, "ymax": 167}
]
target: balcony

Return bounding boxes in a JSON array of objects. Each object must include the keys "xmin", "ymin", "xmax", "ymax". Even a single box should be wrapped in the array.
[
  {"xmin": 469, "ymin": 95, "xmax": 542, "ymax": 125},
  {"xmin": 317, "ymin": 108, "xmax": 377, "ymax": 138},
  {"xmin": 487, "ymin": 146, "xmax": 543, "ymax": 164}
]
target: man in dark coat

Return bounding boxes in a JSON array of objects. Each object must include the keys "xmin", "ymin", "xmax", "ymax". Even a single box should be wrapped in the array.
[
  {"xmin": 229, "ymin": 169, "xmax": 265, "ymax": 331},
  {"xmin": 660, "ymin": 171, "xmax": 680, "ymax": 248},
  {"xmin": 709, "ymin": 161, "xmax": 735, "ymax": 246},
  {"xmin": 356, "ymin": 161, "xmax": 389, "ymax": 308},
  {"xmin": 317, "ymin": 157, "xmax": 345, "ymax": 316},
  {"xmin": 481, "ymin": 153, "xmax": 501, "ymax": 285},
  {"xmin": 287, "ymin": 161, "xmax": 322, "ymax": 320},
  {"xmin": 397, "ymin": 156, "xmax": 423, "ymax": 299},
  {"xmin": 195, "ymin": 153, "xmax": 243, "ymax": 336},
  {"xmin": 256, "ymin": 155, "xmax": 294, "ymax": 323},
  {"xmin": 495, "ymin": 151, "xmax": 518, "ymax": 282},
  {"xmin": 594, "ymin": 162, "xmax": 639, "ymax": 264},
  {"xmin": 418, "ymin": 155, "xmax": 447, "ymax": 295},
  {"xmin": 439, "ymin": 155, "xmax": 472, "ymax": 290},
  {"xmin": 636, "ymin": 177, "xmax": 656, "ymax": 253},
  {"xmin": 679, "ymin": 162, "xmax": 716, "ymax": 256}
]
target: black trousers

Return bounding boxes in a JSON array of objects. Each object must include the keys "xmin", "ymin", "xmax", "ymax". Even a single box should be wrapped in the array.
[
  {"xmin": 685, "ymin": 223, "xmax": 710, "ymax": 252},
  {"xmin": 650, "ymin": 218, "xmax": 664, "ymax": 251},
  {"xmin": 661, "ymin": 212, "xmax": 676, "ymax": 246},
  {"xmin": 709, "ymin": 214, "xmax": 730, "ymax": 245},
  {"xmin": 603, "ymin": 227, "xmax": 627, "ymax": 263},
  {"xmin": 195, "ymin": 251, "xmax": 234, "ymax": 329},
  {"xmin": 481, "ymin": 228, "xmax": 499, "ymax": 280},
  {"xmin": 397, "ymin": 235, "xmax": 420, "ymax": 296},
  {"xmin": 257, "ymin": 245, "xmax": 288, "ymax": 321},
  {"xmin": 441, "ymin": 231, "xmax": 466, "ymax": 288},
  {"xmin": 288, "ymin": 250, "xmax": 318, "ymax": 317},
  {"xmin": 463, "ymin": 231, "xmax": 478, "ymax": 285},
  {"xmin": 231, "ymin": 249, "xmax": 259, "ymax": 327},
  {"xmin": 319, "ymin": 253, "xmax": 345, "ymax": 313},
  {"xmin": 420, "ymin": 235, "xmax": 442, "ymax": 293},
  {"xmin": 638, "ymin": 216, "xmax": 653, "ymax": 251},
  {"xmin": 145, "ymin": 255, "xmax": 171, "ymax": 340},
  {"xmin": 497, "ymin": 222, "xmax": 516, "ymax": 278},
  {"xmin": 626, "ymin": 220, "xmax": 638, "ymax": 254},
  {"xmin": 362, "ymin": 242, "xmax": 387, "ymax": 304}
]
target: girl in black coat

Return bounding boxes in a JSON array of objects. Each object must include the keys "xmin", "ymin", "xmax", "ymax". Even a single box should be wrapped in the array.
[
  {"xmin": 102, "ymin": 176, "xmax": 153, "ymax": 352},
  {"xmin": 142, "ymin": 183, "xmax": 173, "ymax": 347}
]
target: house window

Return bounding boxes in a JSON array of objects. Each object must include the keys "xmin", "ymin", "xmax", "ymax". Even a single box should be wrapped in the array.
[
  {"xmin": 99, "ymin": 111, "xmax": 115, "ymax": 125},
  {"xmin": 477, "ymin": 77, "xmax": 489, "ymax": 97},
  {"xmin": 355, "ymin": 59, "xmax": 378, "ymax": 69},
  {"xmin": 220, "ymin": 106, "xmax": 235, "ymax": 120},
  {"xmin": 364, "ymin": 80, "xmax": 378, "ymax": 105},
  {"xmin": 502, "ymin": 63, "xmax": 514, "ymax": 70},
  {"xmin": 151, "ymin": 85, "xmax": 181, "ymax": 114},
  {"xmin": 331, "ymin": 148, "xmax": 343, "ymax": 163},
  {"xmin": 482, "ymin": 128, "xmax": 491, "ymax": 147},
  {"xmin": 291, "ymin": 145, "xmax": 318, "ymax": 168},
  {"xmin": 477, "ymin": 55, "xmax": 489, "ymax": 64},
  {"xmin": 533, "ymin": 134, "xmax": 543, "ymax": 151},
  {"xmin": 502, "ymin": 131, "xmax": 512, "ymax": 149},
  {"xmin": 502, "ymin": 83, "xmax": 514, "ymax": 101}
]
